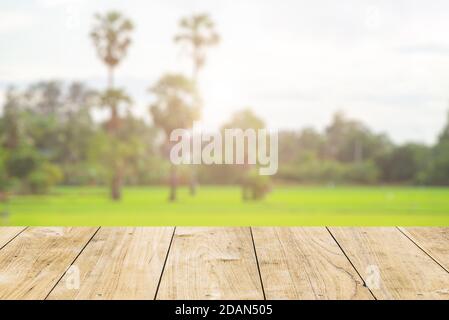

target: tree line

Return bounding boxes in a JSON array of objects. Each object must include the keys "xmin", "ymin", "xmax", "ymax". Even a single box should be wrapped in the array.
[{"xmin": 1, "ymin": 11, "xmax": 449, "ymax": 203}]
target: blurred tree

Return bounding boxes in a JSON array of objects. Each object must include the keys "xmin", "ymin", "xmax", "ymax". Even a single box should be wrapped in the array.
[
  {"xmin": 243, "ymin": 170, "xmax": 271, "ymax": 200},
  {"xmin": 174, "ymin": 13, "xmax": 220, "ymax": 195},
  {"xmin": 117, "ymin": 116, "xmax": 165, "ymax": 185},
  {"xmin": 222, "ymin": 109, "xmax": 265, "ymax": 131},
  {"xmin": 56, "ymin": 83, "xmax": 99, "ymax": 185},
  {"xmin": 149, "ymin": 74, "xmax": 200, "ymax": 201},
  {"xmin": 0, "ymin": 147, "xmax": 10, "ymax": 199},
  {"xmin": 221, "ymin": 109, "xmax": 270, "ymax": 200},
  {"xmin": 377, "ymin": 143, "xmax": 431, "ymax": 183},
  {"xmin": 90, "ymin": 11, "xmax": 134, "ymax": 200},
  {"xmin": 99, "ymin": 88, "xmax": 132, "ymax": 200},
  {"xmin": 278, "ymin": 128, "xmax": 326, "ymax": 165},
  {"xmin": 425, "ymin": 111, "xmax": 449, "ymax": 185},
  {"xmin": 278, "ymin": 131, "xmax": 301, "ymax": 164},
  {"xmin": 90, "ymin": 11, "xmax": 133, "ymax": 89},
  {"xmin": 24, "ymin": 81, "xmax": 62, "ymax": 116},
  {"xmin": 20, "ymin": 81, "xmax": 99, "ymax": 184},
  {"xmin": 0, "ymin": 84, "xmax": 70, "ymax": 195},
  {"xmin": 174, "ymin": 13, "xmax": 220, "ymax": 83},
  {"xmin": 439, "ymin": 110, "xmax": 449, "ymax": 142},
  {"xmin": 297, "ymin": 128, "xmax": 325, "ymax": 158},
  {"xmin": 325, "ymin": 112, "xmax": 391, "ymax": 163},
  {"xmin": 1, "ymin": 88, "xmax": 24, "ymax": 150}
]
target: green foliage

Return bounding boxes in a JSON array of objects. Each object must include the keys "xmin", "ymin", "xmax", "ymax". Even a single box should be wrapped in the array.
[
  {"xmin": 1, "ymin": 79, "xmax": 449, "ymax": 203},
  {"xmin": 243, "ymin": 170, "xmax": 271, "ymax": 200},
  {"xmin": 279, "ymin": 159, "xmax": 346, "ymax": 184},
  {"xmin": 324, "ymin": 112, "xmax": 391, "ymax": 163},
  {"xmin": 278, "ymin": 156, "xmax": 379, "ymax": 185},
  {"xmin": 90, "ymin": 11, "xmax": 134, "ymax": 69},
  {"xmin": 0, "ymin": 143, "xmax": 63, "ymax": 195},
  {"xmin": 220, "ymin": 109, "xmax": 270, "ymax": 200},
  {"xmin": 221, "ymin": 109, "xmax": 265, "ymax": 131},
  {"xmin": 425, "ymin": 140, "xmax": 449, "ymax": 185},
  {"xmin": 149, "ymin": 74, "xmax": 200, "ymax": 201},
  {"xmin": 27, "ymin": 162, "xmax": 63, "ymax": 194},
  {"xmin": 150, "ymin": 74, "xmax": 200, "ymax": 136},
  {"xmin": 174, "ymin": 13, "xmax": 220, "ymax": 77},
  {"xmin": 377, "ymin": 144, "xmax": 431, "ymax": 183},
  {"xmin": 344, "ymin": 161, "xmax": 380, "ymax": 184},
  {"xmin": 90, "ymin": 11, "xmax": 134, "ymax": 200},
  {"xmin": 6, "ymin": 146, "xmax": 40, "ymax": 179},
  {"xmin": 0, "ymin": 148, "xmax": 10, "ymax": 192}
]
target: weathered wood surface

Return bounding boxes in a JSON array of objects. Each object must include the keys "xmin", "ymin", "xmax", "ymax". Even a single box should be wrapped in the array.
[
  {"xmin": 0, "ymin": 227, "xmax": 447, "ymax": 300},
  {"xmin": 328, "ymin": 227, "xmax": 449, "ymax": 300},
  {"xmin": 156, "ymin": 227, "xmax": 264, "ymax": 300},
  {"xmin": 0, "ymin": 227, "xmax": 25, "ymax": 249},
  {"xmin": 0, "ymin": 227, "xmax": 98, "ymax": 299},
  {"xmin": 252, "ymin": 227, "xmax": 373, "ymax": 300},
  {"xmin": 48, "ymin": 227, "xmax": 174, "ymax": 300},
  {"xmin": 399, "ymin": 227, "xmax": 449, "ymax": 272}
]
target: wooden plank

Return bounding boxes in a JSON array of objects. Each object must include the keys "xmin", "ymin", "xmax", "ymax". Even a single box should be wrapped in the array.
[
  {"xmin": 252, "ymin": 227, "xmax": 373, "ymax": 300},
  {"xmin": 0, "ymin": 227, "xmax": 26, "ymax": 249},
  {"xmin": 47, "ymin": 227, "xmax": 174, "ymax": 300},
  {"xmin": 0, "ymin": 227, "xmax": 98, "ymax": 300},
  {"xmin": 157, "ymin": 227, "xmax": 264, "ymax": 300},
  {"xmin": 329, "ymin": 227, "xmax": 449, "ymax": 300},
  {"xmin": 399, "ymin": 227, "xmax": 449, "ymax": 272}
]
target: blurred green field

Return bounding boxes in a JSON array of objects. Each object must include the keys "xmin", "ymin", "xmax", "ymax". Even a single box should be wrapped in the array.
[{"xmin": 2, "ymin": 186, "xmax": 449, "ymax": 226}]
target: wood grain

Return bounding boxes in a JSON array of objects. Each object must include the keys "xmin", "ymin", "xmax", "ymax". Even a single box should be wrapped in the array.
[
  {"xmin": 400, "ymin": 227, "xmax": 449, "ymax": 272},
  {"xmin": 0, "ymin": 227, "xmax": 97, "ymax": 300},
  {"xmin": 156, "ymin": 227, "xmax": 264, "ymax": 300},
  {"xmin": 329, "ymin": 227, "xmax": 449, "ymax": 300},
  {"xmin": 0, "ymin": 227, "xmax": 26, "ymax": 249},
  {"xmin": 48, "ymin": 227, "xmax": 174, "ymax": 300},
  {"xmin": 252, "ymin": 227, "xmax": 373, "ymax": 300}
]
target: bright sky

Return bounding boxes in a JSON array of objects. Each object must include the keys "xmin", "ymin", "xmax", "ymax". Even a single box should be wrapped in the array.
[{"xmin": 1, "ymin": 0, "xmax": 449, "ymax": 144}]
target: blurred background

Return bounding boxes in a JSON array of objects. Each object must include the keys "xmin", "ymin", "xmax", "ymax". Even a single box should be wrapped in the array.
[{"xmin": 1, "ymin": 0, "xmax": 449, "ymax": 225}]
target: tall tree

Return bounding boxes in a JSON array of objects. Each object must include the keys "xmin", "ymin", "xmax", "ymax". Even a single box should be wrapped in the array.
[
  {"xmin": 90, "ymin": 11, "xmax": 133, "ymax": 88},
  {"xmin": 174, "ymin": 13, "xmax": 220, "ymax": 82},
  {"xmin": 174, "ymin": 13, "xmax": 219, "ymax": 195},
  {"xmin": 1, "ymin": 88, "xmax": 23, "ymax": 150},
  {"xmin": 99, "ymin": 88, "xmax": 132, "ymax": 200},
  {"xmin": 149, "ymin": 74, "xmax": 200, "ymax": 202},
  {"xmin": 90, "ymin": 11, "xmax": 133, "ymax": 200}
]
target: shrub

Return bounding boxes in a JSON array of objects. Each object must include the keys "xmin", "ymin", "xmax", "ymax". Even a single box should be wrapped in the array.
[
  {"xmin": 344, "ymin": 161, "xmax": 379, "ymax": 184},
  {"xmin": 26, "ymin": 163, "xmax": 63, "ymax": 194},
  {"xmin": 6, "ymin": 146, "xmax": 40, "ymax": 179},
  {"xmin": 243, "ymin": 170, "xmax": 271, "ymax": 200}
]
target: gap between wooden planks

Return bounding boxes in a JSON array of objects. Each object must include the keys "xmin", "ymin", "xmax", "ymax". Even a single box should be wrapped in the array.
[
  {"xmin": 328, "ymin": 227, "xmax": 449, "ymax": 300},
  {"xmin": 0, "ymin": 227, "xmax": 448, "ymax": 300},
  {"xmin": 0, "ymin": 227, "xmax": 98, "ymax": 299},
  {"xmin": 48, "ymin": 227, "xmax": 174, "ymax": 300}
]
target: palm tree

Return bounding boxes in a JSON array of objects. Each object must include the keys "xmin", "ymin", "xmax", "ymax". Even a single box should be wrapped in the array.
[
  {"xmin": 90, "ymin": 11, "xmax": 133, "ymax": 200},
  {"xmin": 90, "ymin": 11, "xmax": 133, "ymax": 89},
  {"xmin": 174, "ymin": 13, "xmax": 219, "ymax": 195},
  {"xmin": 174, "ymin": 13, "xmax": 220, "ymax": 83},
  {"xmin": 99, "ymin": 88, "xmax": 132, "ymax": 200},
  {"xmin": 149, "ymin": 74, "xmax": 200, "ymax": 202}
]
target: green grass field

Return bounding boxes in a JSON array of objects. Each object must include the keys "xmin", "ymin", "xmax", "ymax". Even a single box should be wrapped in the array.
[{"xmin": 2, "ymin": 186, "xmax": 449, "ymax": 226}]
